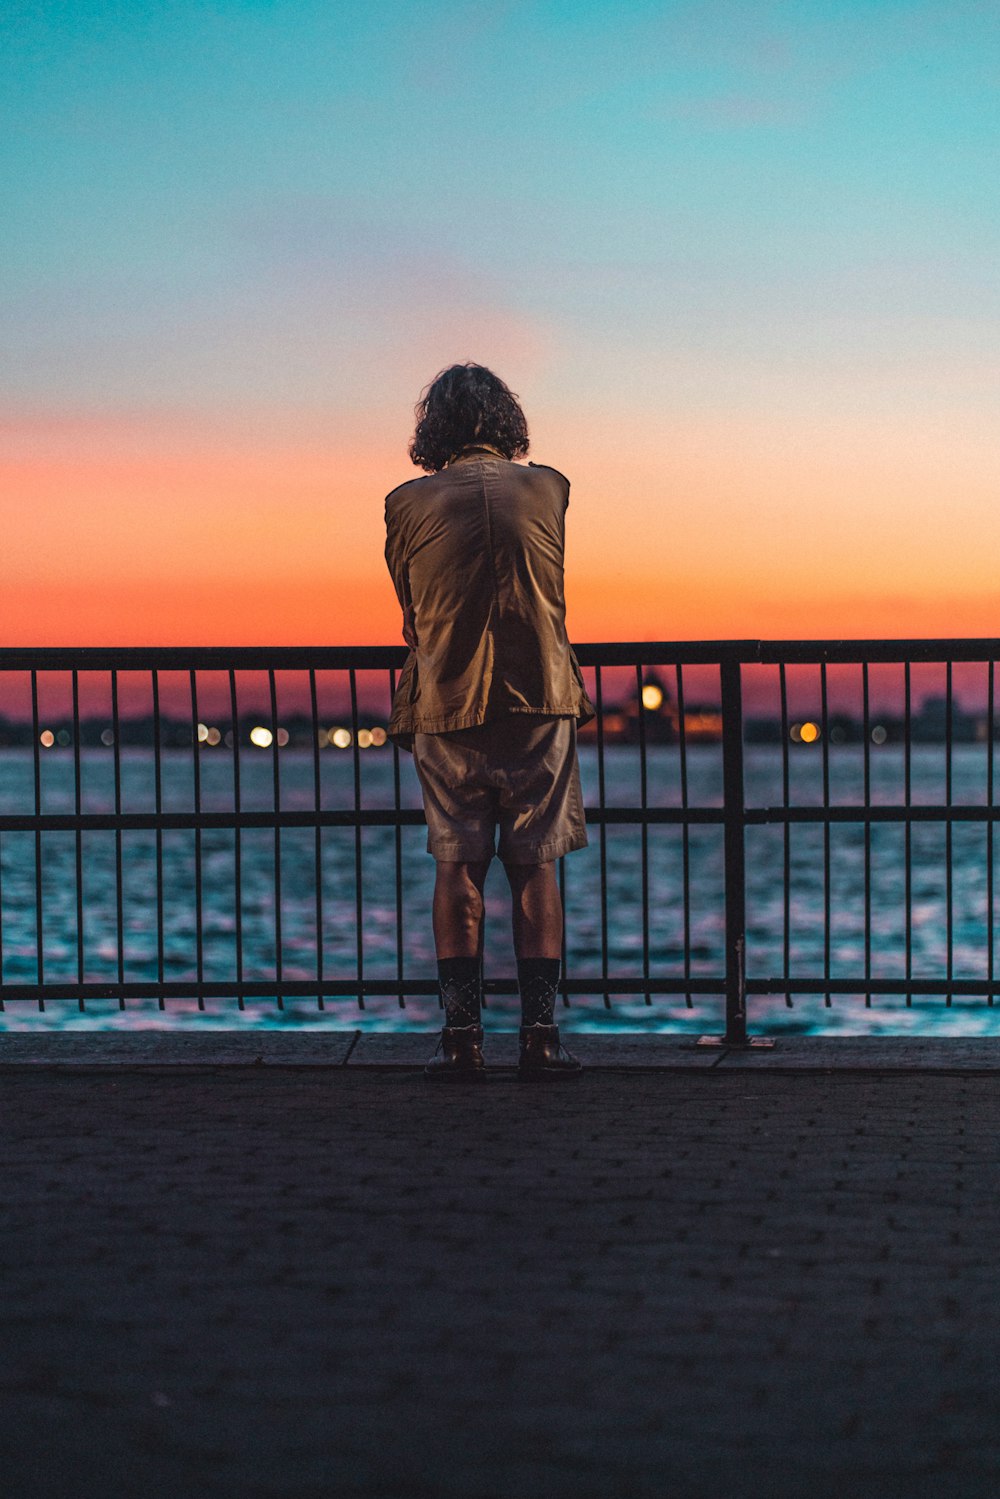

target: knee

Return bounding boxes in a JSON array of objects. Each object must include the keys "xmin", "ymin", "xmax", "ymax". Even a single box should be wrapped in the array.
[
  {"xmin": 455, "ymin": 881, "xmax": 484, "ymax": 932},
  {"xmin": 437, "ymin": 866, "xmax": 485, "ymax": 928},
  {"xmin": 505, "ymin": 860, "xmax": 555, "ymax": 895}
]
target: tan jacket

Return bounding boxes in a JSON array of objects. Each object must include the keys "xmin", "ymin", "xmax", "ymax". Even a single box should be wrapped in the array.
[{"xmin": 384, "ymin": 449, "xmax": 595, "ymax": 750}]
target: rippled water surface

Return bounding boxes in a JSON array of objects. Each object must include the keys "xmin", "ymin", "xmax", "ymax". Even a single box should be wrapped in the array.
[{"xmin": 2, "ymin": 743, "xmax": 999, "ymax": 1035}]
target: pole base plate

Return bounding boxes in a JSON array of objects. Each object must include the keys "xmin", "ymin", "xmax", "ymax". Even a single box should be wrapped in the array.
[{"xmin": 695, "ymin": 1035, "xmax": 777, "ymax": 1049}]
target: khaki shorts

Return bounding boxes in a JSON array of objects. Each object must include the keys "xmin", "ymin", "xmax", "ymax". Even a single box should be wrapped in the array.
[{"xmin": 412, "ymin": 714, "xmax": 589, "ymax": 865}]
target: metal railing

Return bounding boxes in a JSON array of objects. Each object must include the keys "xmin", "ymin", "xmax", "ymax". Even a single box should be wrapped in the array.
[{"xmin": 1, "ymin": 640, "xmax": 999, "ymax": 1040}]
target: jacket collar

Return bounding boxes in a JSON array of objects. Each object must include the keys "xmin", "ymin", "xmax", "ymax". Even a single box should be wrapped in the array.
[{"xmin": 445, "ymin": 444, "xmax": 507, "ymax": 468}]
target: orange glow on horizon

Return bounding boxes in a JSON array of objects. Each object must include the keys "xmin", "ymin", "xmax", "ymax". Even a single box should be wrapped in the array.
[{"xmin": 3, "ymin": 408, "xmax": 999, "ymax": 648}]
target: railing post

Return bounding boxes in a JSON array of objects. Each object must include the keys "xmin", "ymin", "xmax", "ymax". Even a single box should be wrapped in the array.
[
  {"xmin": 699, "ymin": 652, "xmax": 772, "ymax": 1047},
  {"xmin": 721, "ymin": 656, "xmax": 748, "ymax": 1044}
]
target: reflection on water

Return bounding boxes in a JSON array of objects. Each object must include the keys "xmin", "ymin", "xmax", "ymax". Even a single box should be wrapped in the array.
[{"xmin": 1, "ymin": 743, "xmax": 999, "ymax": 1035}]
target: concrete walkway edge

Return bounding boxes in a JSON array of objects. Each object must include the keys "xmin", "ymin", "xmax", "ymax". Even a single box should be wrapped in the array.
[{"xmin": 4, "ymin": 1031, "xmax": 1000, "ymax": 1070}]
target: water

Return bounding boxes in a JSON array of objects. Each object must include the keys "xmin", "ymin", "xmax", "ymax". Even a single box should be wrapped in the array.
[{"xmin": 2, "ymin": 743, "xmax": 999, "ymax": 1035}]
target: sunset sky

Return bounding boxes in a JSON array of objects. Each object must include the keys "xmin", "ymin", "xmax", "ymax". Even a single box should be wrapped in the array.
[{"xmin": 3, "ymin": 0, "xmax": 999, "ymax": 648}]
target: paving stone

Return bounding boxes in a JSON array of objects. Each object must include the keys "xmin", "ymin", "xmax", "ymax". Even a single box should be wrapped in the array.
[
  {"xmin": 347, "ymin": 1031, "xmax": 721, "ymax": 1068},
  {"xmin": 716, "ymin": 1036, "xmax": 1000, "ymax": 1070},
  {"xmin": 0, "ymin": 1031, "xmax": 359, "ymax": 1067},
  {"xmin": 347, "ymin": 1031, "xmax": 440, "ymax": 1065},
  {"xmin": 8, "ymin": 1031, "xmax": 1000, "ymax": 1072},
  {"xmin": 3, "ymin": 1069, "xmax": 1000, "ymax": 1499}
]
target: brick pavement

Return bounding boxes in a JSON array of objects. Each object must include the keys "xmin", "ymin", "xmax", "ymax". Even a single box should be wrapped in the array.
[{"xmin": 3, "ymin": 1052, "xmax": 1000, "ymax": 1498}]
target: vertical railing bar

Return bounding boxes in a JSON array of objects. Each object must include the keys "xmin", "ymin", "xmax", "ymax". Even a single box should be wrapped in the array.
[
  {"xmin": 821, "ymin": 662, "xmax": 831, "ymax": 1009},
  {"xmin": 676, "ymin": 663, "xmax": 692, "ymax": 1008},
  {"xmin": 862, "ymin": 661, "xmax": 871, "ymax": 1008},
  {"xmin": 30, "ymin": 670, "xmax": 44, "ymax": 1009},
  {"xmin": 190, "ymin": 670, "xmax": 205, "ymax": 1010},
  {"xmin": 309, "ymin": 669, "xmax": 325, "ymax": 1010},
  {"xmin": 349, "ymin": 669, "xmax": 365, "ymax": 1010},
  {"xmin": 862, "ymin": 662, "xmax": 871, "ymax": 804},
  {"xmin": 988, "ymin": 659, "xmax": 995, "ymax": 1004},
  {"xmin": 389, "ymin": 667, "xmax": 405, "ymax": 1008},
  {"xmin": 152, "ymin": 671, "xmax": 165, "ymax": 1007},
  {"xmin": 820, "ymin": 662, "xmax": 831, "ymax": 803},
  {"xmin": 111, "ymin": 670, "xmax": 125, "ymax": 1006},
  {"xmin": 268, "ymin": 668, "xmax": 284, "ymax": 1010},
  {"xmin": 904, "ymin": 660, "xmax": 912, "ymax": 1006},
  {"xmin": 595, "ymin": 665, "xmax": 610, "ymax": 1007},
  {"xmin": 779, "ymin": 663, "xmax": 791, "ymax": 1006},
  {"xmin": 720, "ymin": 655, "xmax": 747, "ymax": 1043},
  {"xmin": 72, "ymin": 670, "xmax": 85, "ymax": 1009},
  {"xmin": 558, "ymin": 853, "xmax": 569, "ymax": 1010},
  {"xmin": 945, "ymin": 659, "xmax": 954, "ymax": 1006},
  {"xmin": 0, "ymin": 818, "xmax": 4, "ymax": 1008},
  {"xmin": 637, "ymin": 665, "xmax": 651, "ymax": 1004},
  {"xmin": 228, "ymin": 669, "xmax": 244, "ymax": 1008}
]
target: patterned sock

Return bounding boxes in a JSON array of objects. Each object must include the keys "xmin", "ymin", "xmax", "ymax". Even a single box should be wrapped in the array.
[
  {"xmin": 517, "ymin": 958, "xmax": 561, "ymax": 1028},
  {"xmin": 437, "ymin": 956, "xmax": 482, "ymax": 1028}
]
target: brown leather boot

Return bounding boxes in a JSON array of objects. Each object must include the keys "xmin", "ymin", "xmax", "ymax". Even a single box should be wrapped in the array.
[
  {"xmin": 424, "ymin": 1024, "xmax": 487, "ymax": 1082},
  {"xmin": 517, "ymin": 1024, "xmax": 582, "ymax": 1081}
]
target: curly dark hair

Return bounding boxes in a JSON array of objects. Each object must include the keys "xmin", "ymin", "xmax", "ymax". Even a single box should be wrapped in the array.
[{"xmin": 409, "ymin": 363, "xmax": 530, "ymax": 472}]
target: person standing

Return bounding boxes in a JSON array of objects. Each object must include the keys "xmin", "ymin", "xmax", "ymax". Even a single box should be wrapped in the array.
[{"xmin": 384, "ymin": 363, "xmax": 594, "ymax": 1081}]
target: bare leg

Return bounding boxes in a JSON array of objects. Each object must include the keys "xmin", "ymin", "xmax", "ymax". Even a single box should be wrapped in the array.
[
  {"xmin": 503, "ymin": 861, "xmax": 562, "ymax": 959},
  {"xmin": 432, "ymin": 860, "xmax": 490, "ymax": 959}
]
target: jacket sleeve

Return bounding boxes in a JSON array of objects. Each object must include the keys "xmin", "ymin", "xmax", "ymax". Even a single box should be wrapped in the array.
[{"xmin": 384, "ymin": 501, "xmax": 411, "ymax": 612}]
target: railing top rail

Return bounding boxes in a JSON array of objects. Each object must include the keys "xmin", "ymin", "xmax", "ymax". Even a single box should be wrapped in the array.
[
  {"xmin": 752, "ymin": 638, "xmax": 1000, "ymax": 664},
  {"xmin": 2, "ymin": 638, "xmax": 1000, "ymax": 671}
]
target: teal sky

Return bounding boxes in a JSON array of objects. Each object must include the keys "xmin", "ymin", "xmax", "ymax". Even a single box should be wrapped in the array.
[
  {"xmin": 3, "ymin": 1, "xmax": 1000, "ymax": 645},
  {"xmin": 5, "ymin": 1, "xmax": 998, "ymax": 411}
]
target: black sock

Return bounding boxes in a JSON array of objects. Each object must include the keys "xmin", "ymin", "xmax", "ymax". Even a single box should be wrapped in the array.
[
  {"xmin": 517, "ymin": 958, "xmax": 561, "ymax": 1028},
  {"xmin": 437, "ymin": 956, "xmax": 482, "ymax": 1028}
]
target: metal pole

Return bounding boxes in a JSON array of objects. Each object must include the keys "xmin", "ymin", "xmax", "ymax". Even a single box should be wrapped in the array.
[{"xmin": 721, "ymin": 657, "xmax": 748, "ymax": 1044}]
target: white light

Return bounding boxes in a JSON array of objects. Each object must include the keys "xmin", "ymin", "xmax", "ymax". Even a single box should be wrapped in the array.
[
  {"xmin": 357, "ymin": 728, "xmax": 373, "ymax": 749},
  {"xmin": 197, "ymin": 722, "xmax": 209, "ymax": 743},
  {"xmin": 249, "ymin": 726, "xmax": 273, "ymax": 748},
  {"xmin": 331, "ymin": 727, "xmax": 352, "ymax": 749}
]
